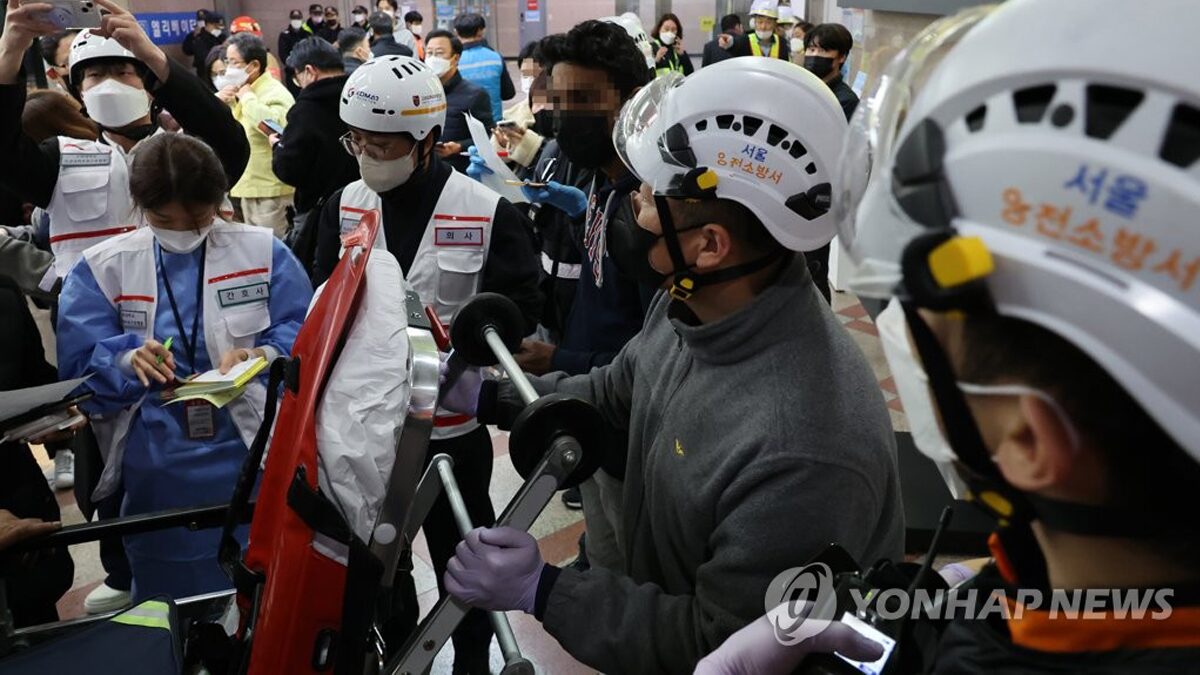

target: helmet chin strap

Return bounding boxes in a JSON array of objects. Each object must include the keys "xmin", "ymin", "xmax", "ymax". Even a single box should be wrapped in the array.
[
  {"xmin": 654, "ymin": 195, "xmax": 784, "ymax": 301},
  {"xmin": 899, "ymin": 300, "xmax": 1173, "ymax": 540}
]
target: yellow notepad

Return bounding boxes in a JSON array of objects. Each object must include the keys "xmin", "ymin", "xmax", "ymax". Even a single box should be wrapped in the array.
[{"xmin": 163, "ymin": 357, "xmax": 267, "ymax": 408}]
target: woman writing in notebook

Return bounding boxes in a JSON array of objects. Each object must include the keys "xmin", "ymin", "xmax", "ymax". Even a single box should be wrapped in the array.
[{"xmin": 56, "ymin": 133, "xmax": 313, "ymax": 600}]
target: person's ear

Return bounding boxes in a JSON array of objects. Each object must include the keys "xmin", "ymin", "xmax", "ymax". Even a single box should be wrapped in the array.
[
  {"xmin": 691, "ymin": 223, "xmax": 734, "ymax": 271},
  {"xmin": 991, "ymin": 394, "xmax": 1078, "ymax": 495}
]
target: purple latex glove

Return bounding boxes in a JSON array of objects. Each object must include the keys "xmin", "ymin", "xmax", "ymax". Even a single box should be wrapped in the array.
[
  {"xmin": 444, "ymin": 526, "xmax": 544, "ymax": 614},
  {"xmin": 693, "ymin": 603, "xmax": 885, "ymax": 675},
  {"xmin": 438, "ymin": 352, "xmax": 482, "ymax": 417}
]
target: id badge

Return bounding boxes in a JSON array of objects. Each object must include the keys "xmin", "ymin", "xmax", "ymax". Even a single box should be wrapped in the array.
[{"xmin": 185, "ymin": 400, "xmax": 216, "ymax": 440}]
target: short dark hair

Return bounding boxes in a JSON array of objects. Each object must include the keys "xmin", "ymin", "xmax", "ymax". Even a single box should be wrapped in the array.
[
  {"xmin": 674, "ymin": 197, "xmax": 784, "ymax": 258},
  {"xmin": 375, "ymin": 0, "xmax": 396, "ymax": 10},
  {"xmin": 719, "ymin": 13, "xmax": 741, "ymax": 33},
  {"xmin": 308, "ymin": 3, "xmax": 323, "ymax": 14},
  {"xmin": 805, "ymin": 23, "xmax": 852, "ymax": 58},
  {"xmin": 368, "ymin": 11, "xmax": 393, "ymax": 35},
  {"xmin": 324, "ymin": 5, "xmax": 338, "ymax": 14},
  {"xmin": 288, "ymin": 35, "xmax": 344, "ymax": 71},
  {"xmin": 205, "ymin": 11, "xmax": 224, "ymax": 24},
  {"xmin": 958, "ymin": 313, "xmax": 1200, "ymax": 550},
  {"xmin": 517, "ymin": 40, "xmax": 542, "ymax": 69},
  {"xmin": 797, "ymin": 20, "xmax": 815, "ymax": 34},
  {"xmin": 227, "ymin": 32, "xmax": 269, "ymax": 74},
  {"xmin": 404, "ymin": 10, "xmax": 422, "ymax": 24},
  {"xmin": 337, "ymin": 27, "xmax": 369, "ymax": 55},
  {"xmin": 129, "ymin": 133, "xmax": 227, "ymax": 211},
  {"xmin": 453, "ymin": 13, "xmax": 485, "ymax": 39},
  {"xmin": 425, "ymin": 29, "xmax": 462, "ymax": 57},
  {"xmin": 540, "ymin": 20, "xmax": 651, "ymax": 100},
  {"xmin": 352, "ymin": 5, "xmax": 368, "ymax": 14},
  {"xmin": 38, "ymin": 30, "xmax": 74, "ymax": 66},
  {"xmin": 652, "ymin": 13, "xmax": 682, "ymax": 41}
]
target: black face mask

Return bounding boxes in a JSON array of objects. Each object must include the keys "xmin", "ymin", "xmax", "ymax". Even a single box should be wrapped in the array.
[
  {"xmin": 803, "ymin": 55, "xmax": 835, "ymax": 79},
  {"xmin": 552, "ymin": 113, "xmax": 615, "ymax": 169},
  {"xmin": 607, "ymin": 195, "xmax": 784, "ymax": 298},
  {"xmin": 532, "ymin": 109, "xmax": 555, "ymax": 139},
  {"xmin": 607, "ymin": 211, "xmax": 670, "ymax": 287}
]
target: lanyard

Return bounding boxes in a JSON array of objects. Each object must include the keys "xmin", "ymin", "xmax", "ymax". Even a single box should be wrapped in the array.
[{"xmin": 157, "ymin": 242, "xmax": 206, "ymax": 373}]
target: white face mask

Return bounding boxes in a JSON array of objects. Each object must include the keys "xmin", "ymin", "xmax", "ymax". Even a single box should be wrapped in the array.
[
  {"xmin": 519, "ymin": 75, "xmax": 534, "ymax": 94},
  {"xmin": 82, "ymin": 79, "xmax": 151, "ymax": 129},
  {"xmin": 151, "ymin": 224, "xmax": 212, "ymax": 254},
  {"xmin": 790, "ymin": 37, "xmax": 804, "ymax": 53},
  {"xmin": 755, "ymin": 28, "xmax": 774, "ymax": 41},
  {"xmin": 425, "ymin": 55, "xmax": 452, "ymax": 77},
  {"xmin": 223, "ymin": 66, "xmax": 249, "ymax": 88},
  {"xmin": 352, "ymin": 13, "xmax": 366, "ymax": 23},
  {"xmin": 310, "ymin": 14, "xmax": 324, "ymax": 24},
  {"xmin": 875, "ymin": 299, "xmax": 970, "ymax": 499},
  {"xmin": 409, "ymin": 23, "xmax": 421, "ymax": 35},
  {"xmin": 290, "ymin": 19, "xmax": 303, "ymax": 29},
  {"xmin": 358, "ymin": 146, "xmax": 417, "ymax": 193},
  {"xmin": 659, "ymin": 31, "xmax": 676, "ymax": 45}
]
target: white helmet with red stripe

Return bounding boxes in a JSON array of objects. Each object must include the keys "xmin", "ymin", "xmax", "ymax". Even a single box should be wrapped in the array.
[{"xmin": 339, "ymin": 54, "xmax": 446, "ymax": 139}]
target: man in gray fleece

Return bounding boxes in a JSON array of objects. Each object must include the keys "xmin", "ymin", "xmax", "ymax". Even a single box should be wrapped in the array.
[{"xmin": 439, "ymin": 58, "xmax": 903, "ymax": 674}]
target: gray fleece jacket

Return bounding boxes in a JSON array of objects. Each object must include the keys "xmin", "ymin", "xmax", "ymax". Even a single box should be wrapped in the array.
[{"xmin": 481, "ymin": 255, "xmax": 904, "ymax": 674}]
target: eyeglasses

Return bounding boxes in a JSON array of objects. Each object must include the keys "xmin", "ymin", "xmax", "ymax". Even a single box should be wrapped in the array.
[{"xmin": 340, "ymin": 132, "xmax": 401, "ymax": 160}]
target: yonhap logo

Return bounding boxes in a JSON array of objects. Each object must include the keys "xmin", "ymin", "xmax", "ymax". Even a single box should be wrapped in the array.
[{"xmin": 764, "ymin": 562, "xmax": 839, "ymax": 645}]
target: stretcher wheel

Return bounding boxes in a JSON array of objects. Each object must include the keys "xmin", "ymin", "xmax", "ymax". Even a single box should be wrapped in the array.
[
  {"xmin": 450, "ymin": 292, "xmax": 525, "ymax": 367},
  {"xmin": 508, "ymin": 394, "xmax": 605, "ymax": 489}
]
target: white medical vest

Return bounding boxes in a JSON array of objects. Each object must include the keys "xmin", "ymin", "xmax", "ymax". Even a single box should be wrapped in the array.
[
  {"xmin": 81, "ymin": 221, "xmax": 276, "ymax": 500},
  {"xmin": 339, "ymin": 171, "xmax": 499, "ymax": 439},
  {"xmin": 48, "ymin": 137, "xmax": 139, "ymax": 279}
]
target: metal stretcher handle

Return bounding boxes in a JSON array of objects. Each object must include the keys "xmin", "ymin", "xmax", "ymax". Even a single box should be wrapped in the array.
[{"xmin": 386, "ymin": 319, "xmax": 584, "ymax": 675}]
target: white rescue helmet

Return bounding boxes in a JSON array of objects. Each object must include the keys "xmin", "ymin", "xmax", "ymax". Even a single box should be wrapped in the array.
[
  {"xmin": 777, "ymin": 5, "xmax": 798, "ymax": 26},
  {"xmin": 602, "ymin": 14, "xmax": 655, "ymax": 70},
  {"xmin": 749, "ymin": 0, "xmax": 780, "ymax": 20},
  {"xmin": 68, "ymin": 30, "xmax": 138, "ymax": 86},
  {"xmin": 615, "ymin": 57, "xmax": 847, "ymax": 252},
  {"xmin": 339, "ymin": 54, "xmax": 446, "ymax": 139},
  {"xmin": 837, "ymin": 0, "xmax": 1200, "ymax": 461}
]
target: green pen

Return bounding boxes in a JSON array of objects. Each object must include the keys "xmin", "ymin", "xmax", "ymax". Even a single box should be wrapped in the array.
[{"xmin": 157, "ymin": 336, "xmax": 174, "ymax": 365}]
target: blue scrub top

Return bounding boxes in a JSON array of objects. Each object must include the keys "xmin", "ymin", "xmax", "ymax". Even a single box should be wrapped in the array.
[{"xmin": 57, "ymin": 236, "xmax": 313, "ymax": 599}]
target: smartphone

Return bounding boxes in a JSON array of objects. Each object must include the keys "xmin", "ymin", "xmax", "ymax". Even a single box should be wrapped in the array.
[
  {"xmin": 496, "ymin": 120, "xmax": 520, "ymax": 129},
  {"xmin": 834, "ymin": 612, "xmax": 897, "ymax": 675},
  {"xmin": 29, "ymin": 0, "xmax": 102, "ymax": 29},
  {"xmin": 257, "ymin": 119, "xmax": 284, "ymax": 136}
]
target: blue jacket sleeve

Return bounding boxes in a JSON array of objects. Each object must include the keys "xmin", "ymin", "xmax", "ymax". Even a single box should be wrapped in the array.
[
  {"xmin": 255, "ymin": 240, "xmax": 314, "ymax": 359},
  {"xmin": 56, "ymin": 261, "xmax": 147, "ymax": 415}
]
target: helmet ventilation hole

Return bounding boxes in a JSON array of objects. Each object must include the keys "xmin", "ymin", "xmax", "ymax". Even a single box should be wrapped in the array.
[
  {"xmin": 965, "ymin": 104, "xmax": 986, "ymax": 132},
  {"xmin": 1159, "ymin": 102, "xmax": 1200, "ymax": 168},
  {"xmin": 1084, "ymin": 84, "xmax": 1144, "ymax": 139},
  {"xmin": 1013, "ymin": 84, "xmax": 1056, "ymax": 124}
]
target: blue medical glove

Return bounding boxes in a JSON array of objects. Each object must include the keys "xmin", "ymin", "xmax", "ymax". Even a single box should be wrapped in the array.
[
  {"xmin": 444, "ymin": 527, "xmax": 544, "ymax": 614},
  {"xmin": 693, "ymin": 603, "xmax": 885, "ymax": 675},
  {"xmin": 438, "ymin": 352, "xmax": 482, "ymax": 417},
  {"xmin": 466, "ymin": 146, "xmax": 494, "ymax": 183},
  {"xmin": 523, "ymin": 181, "xmax": 588, "ymax": 219}
]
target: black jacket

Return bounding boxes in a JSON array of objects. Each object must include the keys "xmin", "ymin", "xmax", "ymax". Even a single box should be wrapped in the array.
[
  {"xmin": 701, "ymin": 38, "xmax": 734, "ymax": 67},
  {"xmin": 304, "ymin": 18, "xmax": 339, "ymax": 43},
  {"xmin": 0, "ymin": 59, "xmax": 250, "ymax": 208},
  {"xmin": 0, "ymin": 278, "xmax": 73, "ymax": 627},
  {"xmin": 931, "ymin": 566, "xmax": 1200, "ymax": 674},
  {"xmin": 312, "ymin": 156, "xmax": 543, "ymax": 333},
  {"xmin": 440, "ymin": 71, "xmax": 494, "ymax": 173},
  {"xmin": 279, "ymin": 26, "xmax": 307, "ymax": 66},
  {"xmin": 181, "ymin": 28, "xmax": 228, "ymax": 79},
  {"xmin": 370, "ymin": 37, "xmax": 413, "ymax": 58},
  {"xmin": 343, "ymin": 56, "xmax": 365, "ymax": 75},
  {"xmin": 271, "ymin": 74, "xmax": 360, "ymax": 214},
  {"xmin": 828, "ymin": 75, "xmax": 860, "ymax": 122}
]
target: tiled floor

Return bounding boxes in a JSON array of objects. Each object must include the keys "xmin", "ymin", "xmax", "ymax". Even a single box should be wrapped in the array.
[{"xmin": 32, "ymin": 290, "xmax": 905, "ymax": 673}]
